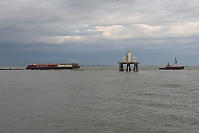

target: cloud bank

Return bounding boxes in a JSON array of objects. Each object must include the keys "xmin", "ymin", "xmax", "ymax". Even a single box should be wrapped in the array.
[{"xmin": 1, "ymin": 0, "xmax": 199, "ymax": 65}]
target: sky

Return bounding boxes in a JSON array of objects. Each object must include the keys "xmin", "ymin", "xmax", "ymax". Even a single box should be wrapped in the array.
[{"xmin": 1, "ymin": 0, "xmax": 199, "ymax": 66}]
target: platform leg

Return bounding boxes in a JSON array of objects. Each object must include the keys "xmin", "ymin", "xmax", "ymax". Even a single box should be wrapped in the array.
[
  {"xmin": 129, "ymin": 64, "xmax": 132, "ymax": 71},
  {"xmin": 126, "ymin": 64, "xmax": 128, "ymax": 72},
  {"xmin": 119, "ymin": 64, "xmax": 124, "ymax": 71},
  {"xmin": 133, "ymin": 64, "xmax": 138, "ymax": 72},
  {"xmin": 126, "ymin": 64, "xmax": 131, "ymax": 72},
  {"xmin": 126, "ymin": 64, "xmax": 129, "ymax": 72}
]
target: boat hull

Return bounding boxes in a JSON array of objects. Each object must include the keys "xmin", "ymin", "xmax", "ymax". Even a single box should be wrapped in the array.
[
  {"xmin": 26, "ymin": 67, "xmax": 74, "ymax": 70},
  {"xmin": 159, "ymin": 66, "xmax": 184, "ymax": 70}
]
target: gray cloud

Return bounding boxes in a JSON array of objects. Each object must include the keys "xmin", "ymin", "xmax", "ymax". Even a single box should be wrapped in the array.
[
  {"xmin": 1, "ymin": 0, "xmax": 199, "ymax": 43},
  {"xmin": 0, "ymin": 0, "xmax": 199, "ymax": 65}
]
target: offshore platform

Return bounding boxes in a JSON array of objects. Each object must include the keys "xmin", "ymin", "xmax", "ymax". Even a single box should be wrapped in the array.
[{"xmin": 118, "ymin": 50, "xmax": 139, "ymax": 72}]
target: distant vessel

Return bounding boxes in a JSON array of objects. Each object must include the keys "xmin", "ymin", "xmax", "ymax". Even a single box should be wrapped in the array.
[
  {"xmin": 159, "ymin": 58, "xmax": 185, "ymax": 70},
  {"xmin": 26, "ymin": 63, "xmax": 80, "ymax": 70}
]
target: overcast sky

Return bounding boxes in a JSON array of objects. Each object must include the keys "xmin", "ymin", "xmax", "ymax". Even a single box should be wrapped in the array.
[{"xmin": 1, "ymin": 0, "xmax": 199, "ymax": 66}]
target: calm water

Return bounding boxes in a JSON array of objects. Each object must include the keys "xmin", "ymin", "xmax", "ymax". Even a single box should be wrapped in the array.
[{"xmin": 0, "ymin": 66, "xmax": 199, "ymax": 133}]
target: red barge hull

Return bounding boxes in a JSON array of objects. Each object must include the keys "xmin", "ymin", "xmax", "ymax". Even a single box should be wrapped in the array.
[{"xmin": 26, "ymin": 63, "xmax": 80, "ymax": 70}]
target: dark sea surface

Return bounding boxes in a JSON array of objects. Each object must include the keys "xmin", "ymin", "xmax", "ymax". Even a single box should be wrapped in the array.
[{"xmin": 0, "ymin": 66, "xmax": 199, "ymax": 133}]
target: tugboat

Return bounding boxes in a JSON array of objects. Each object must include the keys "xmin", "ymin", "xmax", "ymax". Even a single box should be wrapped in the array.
[{"xmin": 159, "ymin": 58, "xmax": 185, "ymax": 70}]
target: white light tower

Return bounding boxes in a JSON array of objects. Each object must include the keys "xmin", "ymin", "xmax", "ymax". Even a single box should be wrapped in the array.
[{"xmin": 126, "ymin": 50, "xmax": 131, "ymax": 62}]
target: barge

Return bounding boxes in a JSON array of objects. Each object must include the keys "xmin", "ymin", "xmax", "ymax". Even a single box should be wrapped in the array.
[{"xmin": 26, "ymin": 63, "xmax": 80, "ymax": 70}]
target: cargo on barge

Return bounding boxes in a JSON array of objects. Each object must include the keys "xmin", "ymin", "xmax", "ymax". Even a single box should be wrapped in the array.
[{"xmin": 26, "ymin": 63, "xmax": 80, "ymax": 70}]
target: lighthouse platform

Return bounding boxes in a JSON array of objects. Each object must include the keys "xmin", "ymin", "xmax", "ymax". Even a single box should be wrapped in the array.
[{"xmin": 118, "ymin": 61, "xmax": 139, "ymax": 72}]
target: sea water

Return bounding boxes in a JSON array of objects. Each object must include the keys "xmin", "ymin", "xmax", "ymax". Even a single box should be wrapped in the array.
[{"xmin": 0, "ymin": 66, "xmax": 199, "ymax": 133}]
